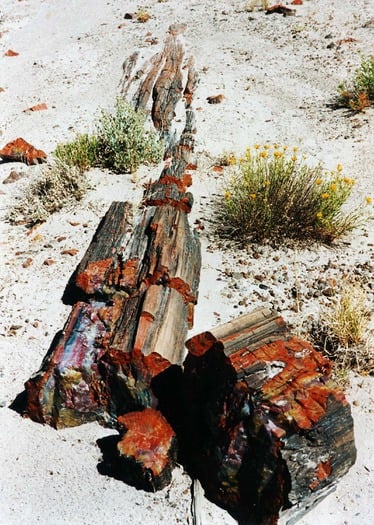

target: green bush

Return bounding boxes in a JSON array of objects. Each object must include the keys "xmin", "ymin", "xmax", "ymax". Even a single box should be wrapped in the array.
[
  {"xmin": 96, "ymin": 99, "xmax": 163, "ymax": 173},
  {"xmin": 215, "ymin": 144, "xmax": 367, "ymax": 244},
  {"xmin": 54, "ymin": 133, "xmax": 99, "ymax": 173},
  {"xmin": 8, "ymin": 161, "xmax": 88, "ymax": 225},
  {"xmin": 337, "ymin": 54, "xmax": 374, "ymax": 111},
  {"xmin": 53, "ymin": 99, "xmax": 163, "ymax": 174}
]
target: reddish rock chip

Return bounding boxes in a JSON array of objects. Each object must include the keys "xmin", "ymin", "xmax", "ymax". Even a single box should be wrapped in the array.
[
  {"xmin": 23, "ymin": 103, "xmax": 48, "ymax": 113},
  {"xmin": 207, "ymin": 94, "xmax": 225, "ymax": 104},
  {"xmin": 4, "ymin": 49, "xmax": 19, "ymax": 57},
  {"xmin": 0, "ymin": 138, "xmax": 47, "ymax": 165},
  {"xmin": 61, "ymin": 249, "xmax": 79, "ymax": 256}
]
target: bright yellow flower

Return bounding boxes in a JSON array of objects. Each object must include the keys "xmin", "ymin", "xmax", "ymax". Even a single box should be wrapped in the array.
[
  {"xmin": 265, "ymin": 180, "xmax": 270, "ymax": 186},
  {"xmin": 292, "ymin": 146, "xmax": 298, "ymax": 153},
  {"xmin": 291, "ymin": 155, "xmax": 297, "ymax": 162},
  {"xmin": 259, "ymin": 151, "xmax": 267, "ymax": 158},
  {"xmin": 321, "ymin": 193, "xmax": 329, "ymax": 199},
  {"xmin": 254, "ymin": 144, "xmax": 260, "ymax": 149},
  {"xmin": 366, "ymin": 196, "xmax": 372, "ymax": 204},
  {"xmin": 273, "ymin": 143, "xmax": 279, "ymax": 149},
  {"xmin": 336, "ymin": 163, "xmax": 343, "ymax": 172},
  {"xmin": 264, "ymin": 144, "xmax": 270, "ymax": 150},
  {"xmin": 250, "ymin": 193, "xmax": 256, "ymax": 199},
  {"xmin": 343, "ymin": 176, "xmax": 351, "ymax": 184},
  {"xmin": 274, "ymin": 150, "xmax": 283, "ymax": 158},
  {"xmin": 224, "ymin": 191, "xmax": 231, "ymax": 200},
  {"xmin": 330, "ymin": 183, "xmax": 337, "ymax": 192},
  {"xmin": 283, "ymin": 145, "xmax": 288, "ymax": 151},
  {"xmin": 228, "ymin": 154, "xmax": 236, "ymax": 165},
  {"xmin": 316, "ymin": 212, "xmax": 323, "ymax": 219},
  {"xmin": 316, "ymin": 178, "xmax": 323, "ymax": 185}
]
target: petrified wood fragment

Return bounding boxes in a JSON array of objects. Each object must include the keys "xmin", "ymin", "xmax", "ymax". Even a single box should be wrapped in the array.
[
  {"xmin": 0, "ymin": 137, "xmax": 47, "ymax": 165},
  {"xmin": 183, "ymin": 309, "xmax": 356, "ymax": 525},
  {"xmin": 116, "ymin": 408, "xmax": 177, "ymax": 491}
]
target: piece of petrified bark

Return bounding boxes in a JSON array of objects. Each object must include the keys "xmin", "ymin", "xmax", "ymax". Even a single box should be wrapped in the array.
[
  {"xmin": 183, "ymin": 309, "xmax": 356, "ymax": 525},
  {"xmin": 0, "ymin": 137, "xmax": 47, "ymax": 165},
  {"xmin": 115, "ymin": 408, "xmax": 178, "ymax": 491}
]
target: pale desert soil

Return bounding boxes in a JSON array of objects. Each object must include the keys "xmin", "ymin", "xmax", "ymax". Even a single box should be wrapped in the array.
[{"xmin": 0, "ymin": 1, "xmax": 373, "ymax": 524}]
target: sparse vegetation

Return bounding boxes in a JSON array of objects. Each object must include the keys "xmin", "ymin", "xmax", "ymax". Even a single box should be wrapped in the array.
[
  {"xmin": 313, "ymin": 282, "xmax": 373, "ymax": 376},
  {"xmin": 136, "ymin": 10, "xmax": 151, "ymax": 23},
  {"xmin": 244, "ymin": 0, "xmax": 269, "ymax": 11},
  {"xmin": 214, "ymin": 144, "xmax": 367, "ymax": 244},
  {"xmin": 54, "ymin": 133, "xmax": 99, "ymax": 173},
  {"xmin": 337, "ymin": 54, "xmax": 374, "ymax": 111},
  {"xmin": 7, "ymin": 161, "xmax": 88, "ymax": 225},
  {"xmin": 95, "ymin": 99, "xmax": 163, "ymax": 173},
  {"xmin": 54, "ymin": 99, "xmax": 163, "ymax": 174}
]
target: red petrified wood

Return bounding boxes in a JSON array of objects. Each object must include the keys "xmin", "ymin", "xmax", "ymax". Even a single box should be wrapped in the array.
[
  {"xmin": 116, "ymin": 408, "xmax": 177, "ymax": 491},
  {"xmin": 0, "ymin": 137, "xmax": 47, "ymax": 165},
  {"xmin": 183, "ymin": 309, "xmax": 356, "ymax": 525},
  {"xmin": 14, "ymin": 25, "xmax": 356, "ymax": 523}
]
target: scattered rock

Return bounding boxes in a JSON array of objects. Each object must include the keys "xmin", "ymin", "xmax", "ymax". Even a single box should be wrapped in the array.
[
  {"xmin": 4, "ymin": 49, "xmax": 19, "ymax": 57},
  {"xmin": 0, "ymin": 137, "xmax": 47, "ymax": 165},
  {"xmin": 2, "ymin": 170, "xmax": 25, "ymax": 184},
  {"xmin": 23, "ymin": 103, "xmax": 48, "ymax": 113},
  {"xmin": 43, "ymin": 258, "xmax": 56, "ymax": 266},
  {"xmin": 22, "ymin": 258, "xmax": 33, "ymax": 268},
  {"xmin": 266, "ymin": 5, "xmax": 296, "ymax": 16},
  {"xmin": 207, "ymin": 94, "xmax": 225, "ymax": 104},
  {"xmin": 61, "ymin": 249, "xmax": 79, "ymax": 256}
]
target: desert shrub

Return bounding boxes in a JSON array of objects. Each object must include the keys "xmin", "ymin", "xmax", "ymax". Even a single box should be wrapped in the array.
[
  {"xmin": 312, "ymin": 282, "xmax": 373, "ymax": 375},
  {"xmin": 53, "ymin": 100, "xmax": 163, "ymax": 174},
  {"xmin": 244, "ymin": 0, "xmax": 269, "ymax": 11},
  {"xmin": 215, "ymin": 144, "xmax": 367, "ymax": 244},
  {"xmin": 136, "ymin": 9, "xmax": 151, "ymax": 22},
  {"xmin": 337, "ymin": 54, "xmax": 374, "ymax": 111},
  {"xmin": 95, "ymin": 99, "xmax": 163, "ymax": 173},
  {"xmin": 7, "ymin": 161, "xmax": 88, "ymax": 225},
  {"xmin": 54, "ymin": 133, "xmax": 99, "ymax": 173}
]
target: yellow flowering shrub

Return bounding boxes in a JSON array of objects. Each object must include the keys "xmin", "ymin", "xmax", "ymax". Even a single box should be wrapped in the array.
[{"xmin": 218, "ymin": 144, "xmax": 365, "ymax": 243}]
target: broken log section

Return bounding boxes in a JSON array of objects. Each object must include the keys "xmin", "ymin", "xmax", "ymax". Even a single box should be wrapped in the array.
[{"xmin": 183, "ymin": 309, "xmax": 356, "ymax": 525}]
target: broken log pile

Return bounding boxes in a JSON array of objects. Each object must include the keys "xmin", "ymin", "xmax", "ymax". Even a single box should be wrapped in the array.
[{"xmin": 14, "ymin": 25, "xmax": 356, "ymax": 525}]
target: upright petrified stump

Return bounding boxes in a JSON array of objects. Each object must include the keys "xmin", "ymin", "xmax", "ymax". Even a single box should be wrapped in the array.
[{"xmin": 183, "ymin": 309, "xmax": 356, "ymax": 525}]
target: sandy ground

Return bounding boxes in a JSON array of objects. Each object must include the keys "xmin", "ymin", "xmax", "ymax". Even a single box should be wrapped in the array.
[{"xmin": 0, "ymin": 1, "xmax": 373, "ymax": 524}]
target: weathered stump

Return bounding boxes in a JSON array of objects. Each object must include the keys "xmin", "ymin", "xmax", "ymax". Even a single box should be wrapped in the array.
[{"xmin": 183, "ymin": 309, "xmax": 356, "ymax": 525}]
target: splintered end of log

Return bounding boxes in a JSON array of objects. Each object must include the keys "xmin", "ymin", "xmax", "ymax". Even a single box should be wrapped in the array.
[
  {"xmin": 117, "ymin": 408, "xmax": 177, "ymax": 491},
  {"xmin": 186, "ymin": 308, "xmax": 289, "ymax": 357}
]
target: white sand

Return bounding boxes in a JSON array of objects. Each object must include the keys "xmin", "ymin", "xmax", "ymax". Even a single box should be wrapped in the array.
[{"xmin": 0, "ymin": 1, "xmax": 373, "ymax": 524}]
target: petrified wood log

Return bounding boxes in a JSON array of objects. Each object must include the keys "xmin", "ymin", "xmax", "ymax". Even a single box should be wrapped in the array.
[
  {"xmin": 183, "ymin": 309, "xmax": 356, "ymax": 525},
  {"xmin": 23, "ymin": 24, "xmax": 200, "ymax": 433}
]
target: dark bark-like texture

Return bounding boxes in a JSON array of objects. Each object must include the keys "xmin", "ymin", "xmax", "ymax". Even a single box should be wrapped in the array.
[{"xmin": 182, "ymin": 310, "xmax": 356, "ymax": 525}]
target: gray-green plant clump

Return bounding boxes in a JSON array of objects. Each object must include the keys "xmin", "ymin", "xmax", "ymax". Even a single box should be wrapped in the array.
[{"xmin": 54, "ymin": 99, "xmax": 163, "ymax": 173}]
